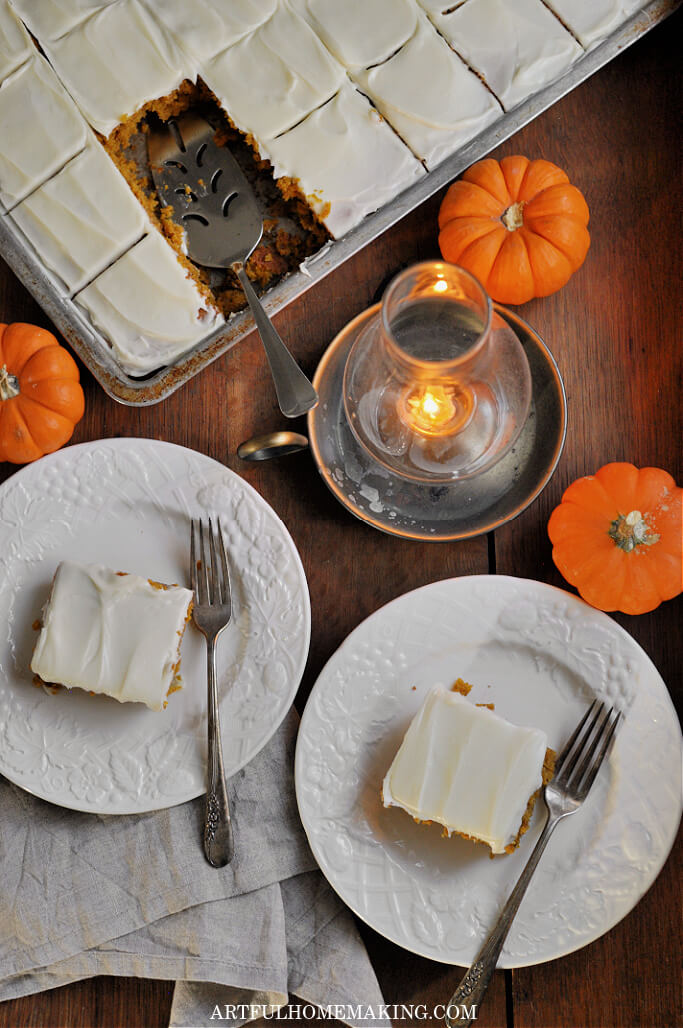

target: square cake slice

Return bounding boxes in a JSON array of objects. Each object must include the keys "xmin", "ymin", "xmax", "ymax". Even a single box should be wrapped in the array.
[
  {"xmin": 75, "ymin": 231, "xmax": 223, "ymax": 374},
  {"xmin": 43, "ymin": 0, "xmax": 193, "ymax": 138},
  {"xmin": 11, "ymin": 138, "xmax": 149, "ymax": 294},
  {"xmin": 353, "ymin": 14, "xmax": 500, "ymax": 170},
  {"xmin": 542, "ymin": 0, "xmax": 639, "ymax": 48},
  {"xmin": 139, "ymin": 0, "xmax": 277, "ymax": 64},
  {"xmin": 289, "ymin": 0, "xmax": 418, "ymax": 71},
  {"xmin": 431, "ymin": 0, "xmax": 582, "ymax": 111},
  {"xmin": 382, "ymin": 687, "xmax": 552, "ymax": 854},
  {"xmin": 262, "ymin": 82, "xmax": 425, "ymax": 239},
  {"xmin": 202, "ymin": 4, "xmax": 345, "ymax": 142},
  {"xmin": 8, "ymin": 0, "xmax": 118, "ymax": 43},
  {"xmin": 0, "ymin": 0, "xmax": 33, "ymax": 82},
  {"xmin": 31, "ymin": 561, "xmax": 194, "ymax": 711},
  {"xmin": 0, "ymin": 54, "xmax": 87, "ymax": 209}
]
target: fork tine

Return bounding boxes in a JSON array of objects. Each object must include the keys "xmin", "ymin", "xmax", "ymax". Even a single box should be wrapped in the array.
[
  {"xmin": 553, "ymin": 700, "xmax": 602, "ymax": 783},
  {"xmin": 208, "ymin": 517, "xmax": 221, "ymax": 604},
  {"xmin": 190, "ymin": 519, "xmax": 198, "ymax": 594},
  {"xmin": 198, "ymin": 518, "xmax": 210, "ymax": 604},
  {"xmin": 567, "ymin": 704, "xmax": 612, "ymax": 789},
  {"xmin": 574, "ymin": 709, "xmax": 621, "ymax": 796},
  {"xmin": 216, "ymin": 517, "xmax": 231, "ymax": 605}
]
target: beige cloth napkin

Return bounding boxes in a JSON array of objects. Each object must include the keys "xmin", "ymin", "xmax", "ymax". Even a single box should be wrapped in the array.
[{"xmin": 0, "ymin": 711, "xmax": 389, "ymax": 1028}]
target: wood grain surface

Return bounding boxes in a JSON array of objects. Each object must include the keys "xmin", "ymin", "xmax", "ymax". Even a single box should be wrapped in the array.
[{"xmin": 0, "ymin": 11, "xmax": 680, "ymax": 1028}]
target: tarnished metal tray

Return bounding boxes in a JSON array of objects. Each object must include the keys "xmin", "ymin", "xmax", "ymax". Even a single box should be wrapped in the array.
[{"xmin": 0, "ymin": 0, "xmax": 676, "ymax": 406}]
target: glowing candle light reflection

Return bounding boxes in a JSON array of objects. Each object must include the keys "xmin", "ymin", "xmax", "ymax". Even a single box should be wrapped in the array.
[{"xmin": 404, "ymin": 384, "xmax": 460, "ymax": 435}]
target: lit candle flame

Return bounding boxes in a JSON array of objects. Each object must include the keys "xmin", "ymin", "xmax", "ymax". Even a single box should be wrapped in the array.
[{"xmin": 405, "ymin": 385, "xmax": 458, "ymax": 434}]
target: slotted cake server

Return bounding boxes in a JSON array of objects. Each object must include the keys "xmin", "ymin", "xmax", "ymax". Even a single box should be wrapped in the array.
[{"xmin": 148, "ymin": 113, "xmax": 318, "ymax": 417}]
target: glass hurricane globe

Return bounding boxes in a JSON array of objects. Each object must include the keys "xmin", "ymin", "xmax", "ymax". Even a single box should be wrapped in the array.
[{"xmin": 342, "ymin": 261, "xmax": 532, "ymax": 483}]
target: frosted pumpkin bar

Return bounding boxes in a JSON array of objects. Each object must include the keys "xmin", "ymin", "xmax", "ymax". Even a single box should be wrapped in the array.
[
  {"xmin": 31, "ymin": 561, "xmax": 193, "ymax": 711},
  {"xmin": 382, "ymin": 687, "xmax": 554, "ymax": 855}
]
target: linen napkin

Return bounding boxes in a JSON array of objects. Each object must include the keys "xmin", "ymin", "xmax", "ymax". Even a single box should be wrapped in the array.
[{"xmin": 0, "ymin": 710, "xmax": 389, "ymax": 1027}]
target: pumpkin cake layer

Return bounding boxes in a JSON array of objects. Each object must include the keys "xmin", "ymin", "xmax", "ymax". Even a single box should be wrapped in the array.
[
  {"xmin": 12, "ymin": 138, "xmax": 149, "ymax": 294},
  {"xmin": 0, "ymin": 54, "xmax": 87, "ymax": 209},
  {"xmin": 31, "ymin": 560, "xmax": 193, "ymax": 712},
  {"xmin": 382, "ymin": 686, "xmax": 550, "ymax": 855},
  {"xmin": 75, "ymin": 231, "xmax": 223, "ymax": 374},
  {"xmin": 263, "ymin": 82, "xmax": 425, "ymax": 241},
  {"xmin": 426, "ymin": 0, "xmax": 582, "ymax": 111}
]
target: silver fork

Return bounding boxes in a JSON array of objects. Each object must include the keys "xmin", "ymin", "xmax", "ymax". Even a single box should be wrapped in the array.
[
  {"xmin": 190, "ymin": 517, "xmax": 234, "ymax": 868},
  {"xmin": 445, "ymin": 700, "xmax": 621, "ymax": 1028}
]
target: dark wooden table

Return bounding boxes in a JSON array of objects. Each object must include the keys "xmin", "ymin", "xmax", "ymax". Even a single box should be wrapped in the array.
[{"xmin": 1, "ymin": 15, "xmax": 680, "ymax": 1028}]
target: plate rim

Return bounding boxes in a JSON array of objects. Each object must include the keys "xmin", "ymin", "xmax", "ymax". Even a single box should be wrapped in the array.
[
  {"xmin": 294, "ymin": 573, "xmax": 682, "ymax": 967},
  {"xmin": 0, "ymin": 436, "xmax": 311, "ymax": 815}
]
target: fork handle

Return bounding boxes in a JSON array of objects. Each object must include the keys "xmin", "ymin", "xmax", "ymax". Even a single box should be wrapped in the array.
[
  {"xmin": 235, "ymin": 264, "xmax": 318, "ymax": 418},
  {"xmin": 204, "ymin": 636, "xmax": 234, "ymax": 868},
  {"xmin": 445, "ymin": 813, "xmax": 562, "ymax": 1027}
]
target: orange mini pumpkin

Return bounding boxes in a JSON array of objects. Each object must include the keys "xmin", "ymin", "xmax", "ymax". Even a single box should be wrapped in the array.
[
  {"xmin": 548, "ymin": 463, "xmax": 682, "ymax": 615},
  {"xmin": 438, "ymin": 155, "xmax": 590, "ymax": 304},
  {"xmin": 0, "ymin": 323, "xmax": 85, "ymax": 464}
]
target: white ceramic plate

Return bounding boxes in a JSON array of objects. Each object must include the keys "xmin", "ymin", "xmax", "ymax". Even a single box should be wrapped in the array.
[
  {"xmin": 0, "ymin": 438, "xmax": 310, "ymax": 815},
  {"xmin": 295, "ymin": 576, "xmax": 682, "ymax": 967}
]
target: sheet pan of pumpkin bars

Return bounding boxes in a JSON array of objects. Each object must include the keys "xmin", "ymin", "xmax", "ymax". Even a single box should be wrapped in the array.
[{"xmin": 0, "ymin": 0, "xmax": 676, "ymax": 406}]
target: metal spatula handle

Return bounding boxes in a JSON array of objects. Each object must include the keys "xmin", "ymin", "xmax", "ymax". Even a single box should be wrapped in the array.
[
  {"xmin": 234, "ymin": 264, "xmax": 318, "ymax": 418},
  {"xmin": 148, "ymin": 113, "xmax": 318, "ymax": 418}
]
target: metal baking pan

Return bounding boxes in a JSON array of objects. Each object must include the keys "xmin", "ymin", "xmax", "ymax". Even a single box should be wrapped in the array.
[{"xmin": 0, "ymin": 0, "xmax": 676, "ymax": 406}]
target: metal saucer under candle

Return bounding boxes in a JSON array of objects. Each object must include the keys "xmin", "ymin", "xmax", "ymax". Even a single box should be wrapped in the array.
[{"xmin": 308, "ymin": 303, "xmax": 566, "ymax": 541}]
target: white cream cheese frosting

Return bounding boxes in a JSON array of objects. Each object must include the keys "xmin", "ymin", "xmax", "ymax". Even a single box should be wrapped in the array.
[
  {"xmin": 8, "ymin": 0, "xmax": 117, "ymax": 41},
  {"xmin": 44, "ymin": 0, "xmax": 194, "ymax": 137},
  {"xmin": 202, "ymin": 5, "xmax": 345, "ymax": 142},
  {"xmin": 0, "ymin": 0, "xmax": 32, "ymax": 82},
  {"xmin": 0, "ymin": 55, "xmax": 87, "ymax": 209},
  {"xmin": 262, "ymin": 82, "xmax": 425, "ymax": 239},
  {"xmin": 12, "ymin": 139, "xmax": 148, "ymax": 294},
  {"xmin": 289, "ymin": 0, "xmax": 418, "ymax": 70},
  {"xmin": 431, "ymin": 0, "xmax": 582, "ymax": 111},
  {"xmin": 75, "ymin": 231, "xmax": 223, "ymax": 374},
  {"xmin": 354, "ymin": 14, "xmax": 500, "ymax": 170},
  {"xmin": 382, "ymin": 687, "xmax": 548, "ymax": 854},
  {"xmin": 140, "ymin": 0, "xmax": 277, "ymax": 64},
  {"xmin": 416, "ymin": 0, "xmax": 467, "ymax": 14},
  {"xmin": 543, "ymin": 0, "xmax": 642, "ymax": 48},
  {"xmin": 31, "ymin": 561, "xmax": 194, "ymax": 712}
]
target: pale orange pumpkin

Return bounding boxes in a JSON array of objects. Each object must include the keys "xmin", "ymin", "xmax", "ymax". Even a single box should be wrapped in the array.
[
  {"xmin": 548, "ymin": 463, "xmax": 682, "ymax": 615},
  {"xmin": 0, "ymin": 323, "xmax": 85, "ymax": 464},
  {"xmin": 438, "ymin": 156, "xmax": 590, "ymax": 304}
]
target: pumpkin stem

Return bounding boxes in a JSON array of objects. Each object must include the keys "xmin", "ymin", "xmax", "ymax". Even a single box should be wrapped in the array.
[
  {"xmin": 608, "ymin": 510, "xmax": 660, "ymax": 552},
  {"xmin": 501, "ymin": 201, "xmax": 525, "ymax": 231},
  {"xmin": 0, "ymin": 364, "xmax": 20, "ymax": 401}
]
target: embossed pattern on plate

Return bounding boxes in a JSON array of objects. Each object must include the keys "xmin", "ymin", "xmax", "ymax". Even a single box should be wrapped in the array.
[
  {"xmin": 0, "ymin": 439, "xmax": 310, "ymax": 814},
  {"xmin": 295, "ymin": 576, "xmax": 682, "ymax": 967}
]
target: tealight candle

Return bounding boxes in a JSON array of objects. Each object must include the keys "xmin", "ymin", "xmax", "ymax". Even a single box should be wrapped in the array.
[{"xmin": 400, "ymin": 383, "xmax": 472, "ymax": 437}]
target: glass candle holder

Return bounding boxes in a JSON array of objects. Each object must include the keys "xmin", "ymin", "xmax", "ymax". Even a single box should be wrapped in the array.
[{"xmin": 343, "ymin": 261, "xmax": 532, "ymax": 482}]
